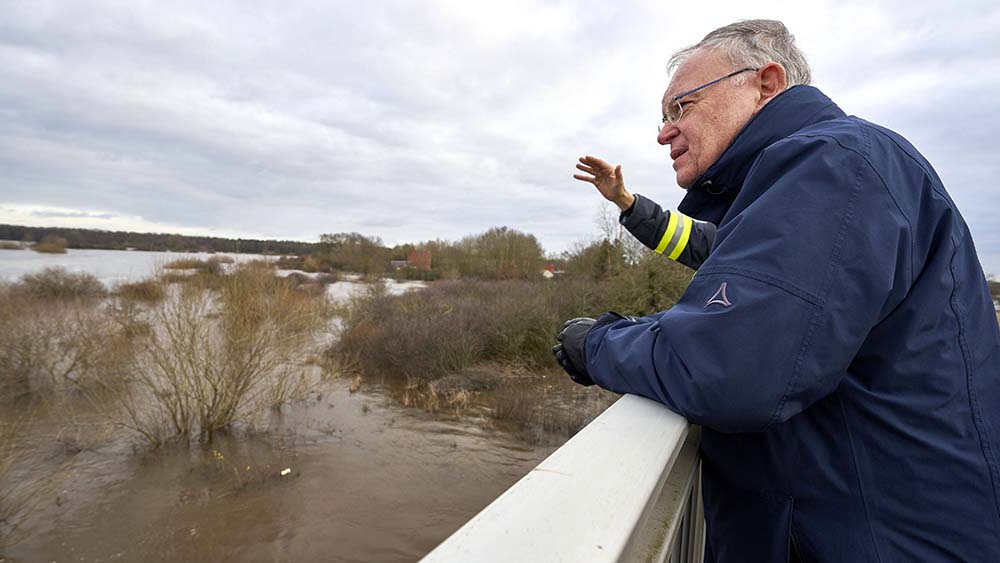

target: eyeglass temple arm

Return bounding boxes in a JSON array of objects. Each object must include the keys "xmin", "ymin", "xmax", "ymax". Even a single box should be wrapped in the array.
[{"xmin": 671, "ymin": 67, "xmax": 760, "ymax": 102}]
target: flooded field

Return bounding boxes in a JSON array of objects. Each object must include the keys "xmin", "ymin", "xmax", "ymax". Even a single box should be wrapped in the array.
[
  {"xmin": 0, "ymin": 245, "xmax": 425, "ymax": 299},
  {"xmin": 3, "ymin": 370, "xmax": 610, "ymax": 562},
  {"xmin": 0, "ymin": 249, "xmax": 615, "ymax": 562},
  {"xmin": 0, "ymin": 246, "xmax": 264, "ymax": 286}
]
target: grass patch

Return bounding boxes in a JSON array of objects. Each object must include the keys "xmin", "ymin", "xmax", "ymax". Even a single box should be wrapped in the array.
[{"xmin": 0, "ymin": 241, "xmax": 23, "ymax": 250}]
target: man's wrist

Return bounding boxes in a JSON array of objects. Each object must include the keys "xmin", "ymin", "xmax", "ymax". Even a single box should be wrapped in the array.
[{"xmin": 615, "ymin": 193, "xmax": 636, "ymax": 211}]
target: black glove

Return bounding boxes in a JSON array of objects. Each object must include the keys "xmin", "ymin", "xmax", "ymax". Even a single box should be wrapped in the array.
[
  {"xmin": 553, "ymin": 317, "xmax": 596, "ymax": 386},
  {"xmin": 552, "ymin": 312, "xmax": 640, "ymax": 387}
]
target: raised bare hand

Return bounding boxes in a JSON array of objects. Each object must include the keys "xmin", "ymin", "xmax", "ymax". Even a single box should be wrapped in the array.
[{"xmin": 573, "ymin": 155, "xmax": 635, "ymax": 211}]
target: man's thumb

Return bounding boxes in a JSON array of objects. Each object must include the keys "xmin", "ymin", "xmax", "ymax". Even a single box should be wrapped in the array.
[{"xmin": 615, "ymin": 165, "xmax": 624, "ymax": 182}]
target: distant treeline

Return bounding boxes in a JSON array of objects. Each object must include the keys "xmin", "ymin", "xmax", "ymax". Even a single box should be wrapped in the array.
[
  {"xmin": 288, "ymin": 228, "xmax": 550, "ymax": 280},
  {"xmin": 0, "ymin": 222, "xmax": 697, "ymax": 284},
  {"xmin": 0, "ymin": 224, "xmax": 318, "ymax": 255}
]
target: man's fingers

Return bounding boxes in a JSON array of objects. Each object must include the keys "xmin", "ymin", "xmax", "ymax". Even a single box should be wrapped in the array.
[
  {"xmin": 580, "ymin": 155, "xmax": 612, "ymax": 169},
  {"xmin": 573, "ymin": 174, "xmax": 596, "ymax": 183},
  {"xmin": 576, "ymin": 163, "xmax": 598, "ymax": 174},
  {"xmin": 615, "ymin": 165, "xmax": 624, "ymax": 182},
  {"xmin": 562, "ymin": 317, "xmax": 593, "ymax": 329}
]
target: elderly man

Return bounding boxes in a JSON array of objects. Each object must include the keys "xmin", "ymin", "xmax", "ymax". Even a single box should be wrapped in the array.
[{"xmin": 553, "ymin": 20, "xmax": 1000, "ymax": 562}]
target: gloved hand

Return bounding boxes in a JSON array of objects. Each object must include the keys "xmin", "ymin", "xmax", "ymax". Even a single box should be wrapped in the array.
[
  {"xmin": 553, "ymin": 312, "xmax": 639, "ymax": 387},
  {"xmin": 552, "ymin": 317, "xmax": 597, "ymax": 386}
]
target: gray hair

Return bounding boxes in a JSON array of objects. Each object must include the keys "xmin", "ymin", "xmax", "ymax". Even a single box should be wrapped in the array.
[{"xmin": 667, "ymin": 20, "xmax": 812, "ymax": 88}]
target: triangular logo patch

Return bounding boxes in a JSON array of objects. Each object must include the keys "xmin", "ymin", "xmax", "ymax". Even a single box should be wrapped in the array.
[{"xmin": 705, "ymin": 282, "xmax": 732, "ymax": 308}]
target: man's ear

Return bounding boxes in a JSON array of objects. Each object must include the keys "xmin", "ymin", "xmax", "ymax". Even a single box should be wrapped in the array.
[{"xmin": 756, "ymin": 63, "xmax": 788, "ymax": 110}]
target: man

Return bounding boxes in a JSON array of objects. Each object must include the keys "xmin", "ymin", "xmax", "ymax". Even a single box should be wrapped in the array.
[{"xmin": 553, "ymin": 20, "xmax": 1000, "ymax": 562}]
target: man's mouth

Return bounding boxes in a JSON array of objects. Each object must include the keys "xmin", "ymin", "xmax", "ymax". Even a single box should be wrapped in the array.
[{"xmin": 670, "ymin": 147, "xmax": 688, "ymax": 160}]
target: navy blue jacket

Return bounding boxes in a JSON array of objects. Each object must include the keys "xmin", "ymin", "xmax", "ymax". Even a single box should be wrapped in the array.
[{"xmin": 585, "ymin": 86, "xmax": 1000, "ymax": 561}]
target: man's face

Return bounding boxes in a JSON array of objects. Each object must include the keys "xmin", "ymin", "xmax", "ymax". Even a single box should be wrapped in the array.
[{"xmin": 658, "ymin": 49, "xmax": 761, "ymax": 189}]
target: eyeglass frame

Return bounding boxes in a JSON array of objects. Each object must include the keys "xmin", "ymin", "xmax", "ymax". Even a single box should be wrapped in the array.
[{"xmin": 659, "ymin": 67, "xmax": 760, "ymax": 129}]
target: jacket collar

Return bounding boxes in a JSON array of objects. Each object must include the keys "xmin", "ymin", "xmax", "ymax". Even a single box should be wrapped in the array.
[{"xmin": 677, "ymin": 85, "xmax": 846, "ymax": 224}]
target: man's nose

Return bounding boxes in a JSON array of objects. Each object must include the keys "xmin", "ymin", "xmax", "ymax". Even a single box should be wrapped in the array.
[{"xmin": 658, "ymin": 124, "xmax": 678, "ymax": 145}]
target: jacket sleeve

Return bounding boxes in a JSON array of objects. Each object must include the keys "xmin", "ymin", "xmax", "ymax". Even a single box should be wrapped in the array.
[
  {"xmin": 587, "ymin": 133, "xmax": 911, "ymax": 433},
  {"xmin": 620, "ymin": 194, "xmax": 716, "ymax": 270}
]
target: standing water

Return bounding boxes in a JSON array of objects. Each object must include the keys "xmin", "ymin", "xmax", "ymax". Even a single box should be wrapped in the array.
[
  {"xmin": 0, "ymin": 246, "xmax": 262, "ymax": 286},
  {"xmin": 0, "ymin": 247, "xmax": 606, "ymax": 561},
  {"xmin": 3, "ymin": 378, "xmax": 558, "ymax": 562}
]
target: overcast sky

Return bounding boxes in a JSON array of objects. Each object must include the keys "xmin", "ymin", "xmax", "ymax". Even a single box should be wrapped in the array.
[{"xmin": 1, "ymin": 0, "xmax": 998, "ymax": 273}]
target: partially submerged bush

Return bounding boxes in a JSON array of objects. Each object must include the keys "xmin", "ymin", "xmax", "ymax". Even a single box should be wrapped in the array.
[
  {"xmin": 18, "ymin": 267, "xmax": 105, "ymax": 300},
  {"xmin": 334, "ymin": 260, "xmax": 693, "ymax": 382},
  {"xmin": 31, "ymin": 235, "xmax": 68, "ymax": 254},
  {"xmin": 115, "ymin": 280, "xmax": 165, "ymax": 303},
  {"xmin": 0, "ymin": 241, "xmax": 23, "ymax": 250},
  {"xmin": 315, "ymin": 272, "xmax": 339, "ymax": 285},
  {"xmin": 0, "ymin": 286, "xmax": 131, "ymax": 402},
  {"xmin": 283, "ymin": 271, "xmax": 339, "ymax": 295},
  {"xmin": 337, "ymin": 279, "xmax": 604, "ymax": 379},
  {"xmin": 1, "ymin": 266, "xmax": 333, "ymax": 445},
  {"xmin": 163, "ymin": 257, "xmax": 226, "ymax": 275},
  {"xmin": 112, "ymin": 266, "xmax": 331, "ymax": 443}
]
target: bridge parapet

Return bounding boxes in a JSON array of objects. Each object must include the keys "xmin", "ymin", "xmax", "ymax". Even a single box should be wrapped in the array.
[{"xmin": 420, "ymin": 394, "xmax": 704, "ymax": 563}]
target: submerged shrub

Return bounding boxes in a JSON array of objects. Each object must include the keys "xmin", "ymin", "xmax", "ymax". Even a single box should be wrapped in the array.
[
  {"xmin": 18, "ymin": 267, "xmax": 105, "ymax": 300},
  {"xmin": 337, "ymin": 278, "xmax": 643, "ymax": 380},
  {"xmin": 334, "ymin": 259, "xmax": 693, "ymax": 382},
  {"xmin": 113, "ymin": 266, "xmax": 330, "ymax": 443},
  {"xmin": 163, "ymin": 257, "xmax": 226, "ymax": 275},
  {"xmin": 31, "ymin": 235, "xmax": 68, "ymax": 254},
  {"xmin": 0, "ymin": 267, "xmax": 332, "ymax": 444},
  {"xmin": 115, "ymin": 280, "xmax": 166, "ymax": 303},
  {"xmin": 0, "ymin": 285, "xmax": 132, "ymax": 402}
]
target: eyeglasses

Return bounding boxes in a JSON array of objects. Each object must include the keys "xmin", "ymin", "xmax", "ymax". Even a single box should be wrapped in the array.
[{"xmin": 659, "ymin": 67, "xmax": 759, "ymax": 131}]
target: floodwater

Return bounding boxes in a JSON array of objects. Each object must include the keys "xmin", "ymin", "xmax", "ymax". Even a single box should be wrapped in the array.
[
  {"xmin": 3, "ymin": 376, "xmax": 572, "ymax": 562},
  {"xmin": 0, "ymin": 247, "xmax": 426, "ymax": 300},
  {"xmin": 0, "ymin": 248, "xmax": 608, "ymax": 562},
  {"xmin": 0, "ymin": 246, "xmax": 264, "ymax": 286}
]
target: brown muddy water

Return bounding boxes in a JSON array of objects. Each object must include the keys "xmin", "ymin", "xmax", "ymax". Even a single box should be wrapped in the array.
[{"xmin": 2, "ymin": 373, "xmax": 605, "ymax": 562}]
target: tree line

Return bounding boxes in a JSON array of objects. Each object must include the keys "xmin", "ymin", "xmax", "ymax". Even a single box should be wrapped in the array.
[
  {"xmin": 279, "ymin": 227, "xmax": 548, "ymax": 280},
  {"xmin": 0, "ymin": 224, "xmax": 318, "ymax": 255},
  {"xmin": 1, "ymin": 219, "xmax": 695, "ymax": 286}
]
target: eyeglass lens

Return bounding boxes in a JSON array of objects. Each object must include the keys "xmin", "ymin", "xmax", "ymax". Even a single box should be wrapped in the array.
[{"xmin": 659, "ymin": 100, "xmax": 683, "ymax": 131}]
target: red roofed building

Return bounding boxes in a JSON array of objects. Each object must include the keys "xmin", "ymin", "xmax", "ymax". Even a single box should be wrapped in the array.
[{"xmin": 407, "ymin": 250, "xmax": 432, "ymax": 271}]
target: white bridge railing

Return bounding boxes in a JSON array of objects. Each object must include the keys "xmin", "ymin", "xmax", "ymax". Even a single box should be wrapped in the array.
[{"xmin": 420, "ymin": 394, "xmax": 705, "ymax": 563}]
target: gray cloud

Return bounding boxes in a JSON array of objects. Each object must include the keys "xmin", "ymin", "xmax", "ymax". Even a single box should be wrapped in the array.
[{"xmin": 0, "ymin": 0, "xmax": 998, "ymax": 274}]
